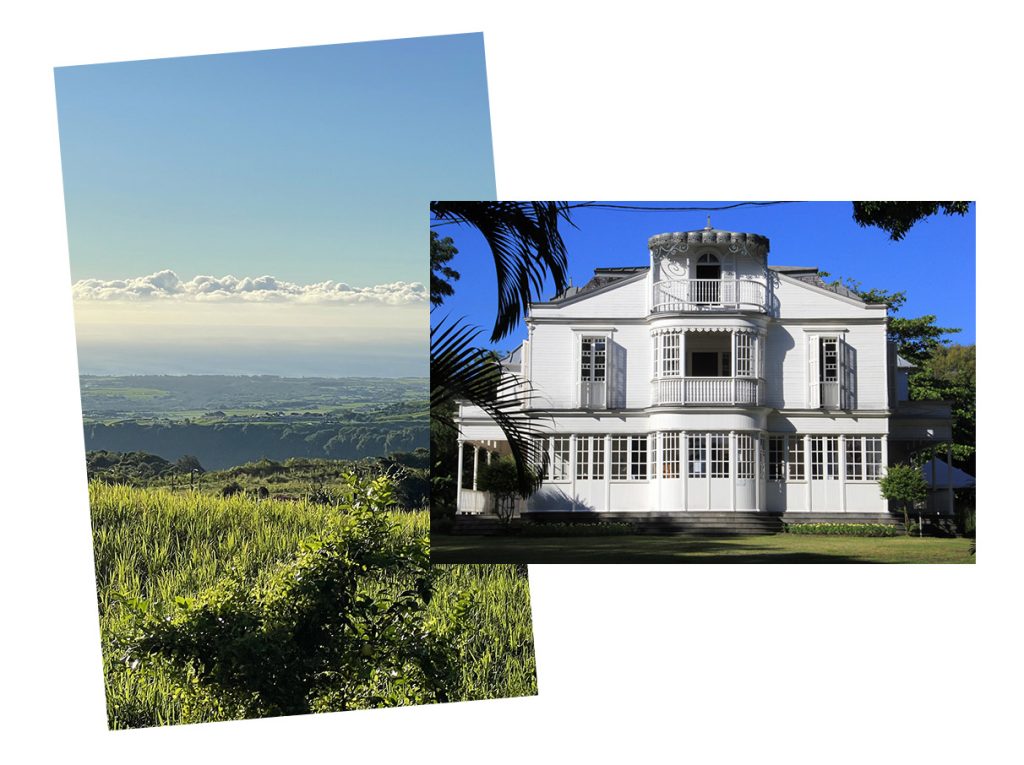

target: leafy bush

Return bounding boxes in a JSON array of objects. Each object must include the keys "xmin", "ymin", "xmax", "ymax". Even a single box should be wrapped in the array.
[
  {"xmin": 220, "ymin": 481, "xmax": 243, "ymax": 498},
  {"xmin": 519, "ymin": 521, "xmax": 636, "ymax": 537},
  {"xmin": 784, "ymin": 522, "xmax": 899, "ymax": 537},
  {"xmin": 121, "ymin": 477, "xmax": 466, "ymax": 718},
  {"xmin": 879, "ymin": 463, "xmax": 929, "ymax": 535}
]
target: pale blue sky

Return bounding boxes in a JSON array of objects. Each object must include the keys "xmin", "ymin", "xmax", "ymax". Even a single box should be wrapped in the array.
[{"xmin": 56, "ymin": 33, "xmax": 495, "ymax": 376}]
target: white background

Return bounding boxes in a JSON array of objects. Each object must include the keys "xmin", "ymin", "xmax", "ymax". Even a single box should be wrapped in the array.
[{"xmin": 0, "ymin": 2, "xmax": 1016, "ymax": 763}]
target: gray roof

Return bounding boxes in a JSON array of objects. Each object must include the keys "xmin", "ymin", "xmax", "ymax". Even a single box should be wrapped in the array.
[
  {"xmin": 550, "ymin": 267, "xmax": 648, "ymax": 302},
  {"xmin": 770, "ymin": 266, "xmax": 865, "ymax": 302},
  {"xmin": 648, "ymin": 227, "xmax": 770, "ymax": 252}
]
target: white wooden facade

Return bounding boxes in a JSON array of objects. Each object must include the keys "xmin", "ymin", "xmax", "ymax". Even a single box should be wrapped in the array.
[{"xmin": 455, "ymin": 225, "xmax": 954, "ymax": 516}]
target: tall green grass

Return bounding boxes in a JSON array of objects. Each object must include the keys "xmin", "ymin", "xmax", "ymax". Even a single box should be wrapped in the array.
[{"xmin": 90, "ymin": 483, "xmax": 535, "ymax": 728}]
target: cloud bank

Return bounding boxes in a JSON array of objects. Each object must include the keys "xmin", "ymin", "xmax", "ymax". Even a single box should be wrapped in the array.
[{"xmin": 72, "ymin": 270, "xmax": 427, "ymax": 305}]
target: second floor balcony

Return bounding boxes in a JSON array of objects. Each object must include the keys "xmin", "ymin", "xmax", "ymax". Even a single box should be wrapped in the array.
[
  {"xmin": 652, "ymin": 277, "xmax": 768, "ymax": 314},
  {"xmin": 652, "ymin": 376, "xmax": 764, "ymax": 407}
]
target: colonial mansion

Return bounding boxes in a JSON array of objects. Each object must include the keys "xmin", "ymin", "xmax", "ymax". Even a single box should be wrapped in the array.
[{"xmin": 454, "ymin": 223, "xmax": 954, "ymax": 523}]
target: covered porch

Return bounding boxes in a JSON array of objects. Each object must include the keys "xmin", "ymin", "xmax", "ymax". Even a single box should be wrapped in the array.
[{"xmin": 455, "ymin": 438, "xmax": 525, "ymax": 516}]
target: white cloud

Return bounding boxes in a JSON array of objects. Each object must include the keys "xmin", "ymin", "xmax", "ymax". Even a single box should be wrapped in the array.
[{"xmin": 72, "ymin": 270, "xmax": 427, "ymax": 306}]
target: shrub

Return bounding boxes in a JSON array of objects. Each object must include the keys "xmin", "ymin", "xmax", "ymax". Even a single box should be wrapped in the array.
[
  {"xmin": 121, "ymin": 476, "xmax": 467, "ymax": 719},
  {"xmin": 220, "ymin": 481, "xmax": 243, "ymax": 498},
  {"xmin": 476, "ymin": 457, "xmax": 539, "ymax": 526},
  {"xmin": 879, "ymin": 464, "xmax": 929, "ymax": 535},
  {"xmin": 784, "ymin": 522, "xmax": 899, "ymax": 537}
]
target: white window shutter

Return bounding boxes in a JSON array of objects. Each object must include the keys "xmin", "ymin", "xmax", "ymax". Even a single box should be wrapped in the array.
[
  {"xmin": 574, "ymin": 333, "xmax": 582, "ymax": 408},
  {"xmin": 604, "ymin": 334, "xmax": 613, "ymax": 409},
  {"xmin": 808, "ymin": 334, "xmax": 821, "ymax": 408},
  {"xmin": 840, "ymin": 335, "xmax": 855, "ymax": 410}
]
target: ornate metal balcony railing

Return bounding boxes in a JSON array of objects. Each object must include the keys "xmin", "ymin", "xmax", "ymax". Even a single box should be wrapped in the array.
[
  {"xmin": 652, "ymin": 278, "xmax": 767, "ymax": 313},
  {"xmin": 652, "ymin": 376, "xmax": 763, "ymax": 406}
]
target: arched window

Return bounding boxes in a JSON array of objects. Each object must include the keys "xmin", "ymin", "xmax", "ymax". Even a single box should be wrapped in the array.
[
  {"xmin": 695, "ymin": 253, "xmax": 721, "ymax": 279},
  {"xmin": 693, "ymin": 253, "xmax": 721, "ymax": 304}
]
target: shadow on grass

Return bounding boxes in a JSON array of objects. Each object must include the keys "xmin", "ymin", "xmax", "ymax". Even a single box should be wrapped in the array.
[{"xmin": 429, "ymin": 533, "xmax": 874, "ymax": 564}]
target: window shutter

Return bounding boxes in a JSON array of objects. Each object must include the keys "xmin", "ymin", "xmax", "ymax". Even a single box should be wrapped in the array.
[
  {"xmin": 840, "ymin": 335, "xmax": 855, "ymax": 410},
  {"xmin": 604, "ymin": 335, "xmax": 613, "ymax": 409},
  {"xmin": 574, "ymin": 334, "xmax": 582, "ymax": 408},
  {"xmin": 808, "ymin": 335, "xmax": 821, "ymax": 408}
]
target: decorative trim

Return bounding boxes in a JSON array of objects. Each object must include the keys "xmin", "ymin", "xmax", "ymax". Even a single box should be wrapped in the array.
[{"xmin": 651, "ymin": 326, "xmax": 761, "ymax": 335}]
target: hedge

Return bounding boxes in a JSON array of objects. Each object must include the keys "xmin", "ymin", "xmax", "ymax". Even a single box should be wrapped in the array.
[{"xmin": 783, "ymin": 522, "xmax": 899, "ymax": 537}]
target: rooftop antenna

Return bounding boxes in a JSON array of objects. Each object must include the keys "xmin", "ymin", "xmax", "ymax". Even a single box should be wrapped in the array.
[{"xmin": 705, "ymin": 214, "xmax": 713, "ymax": 231}]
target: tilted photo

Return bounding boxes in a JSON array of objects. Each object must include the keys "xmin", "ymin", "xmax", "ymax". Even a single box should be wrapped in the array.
[{"xmin": 56, "ymin": 35, "xmax": 536, "ymax": 728}]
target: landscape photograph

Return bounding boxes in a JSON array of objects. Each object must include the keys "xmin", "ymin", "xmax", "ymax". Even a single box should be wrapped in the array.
[
  {"xmin": 431, "ymin": 201, "xmax": 976, "ymax": 564},
  {"xmin": 56, "ymin": 34, "xmax": 536, "ymax": 728}
]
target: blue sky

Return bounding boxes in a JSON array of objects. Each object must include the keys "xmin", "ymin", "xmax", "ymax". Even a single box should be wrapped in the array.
[
  {"xmin": 55, "ymin": 33, "xmax": 495, "ymax": 376},
  {"xmin": 434, "ymin": 201, "xmax": 976, "ymax": 354}
]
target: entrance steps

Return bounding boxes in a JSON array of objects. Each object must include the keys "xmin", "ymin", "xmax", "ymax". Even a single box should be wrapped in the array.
[{"xmin": 522, "ymin": 511, "xmax": 783, "ymax": 535}]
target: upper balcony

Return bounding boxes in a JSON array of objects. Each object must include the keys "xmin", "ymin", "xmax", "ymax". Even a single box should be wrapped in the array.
[{"xmin": 652, "ymin": 277, "xmax": 768, "ymax": 314}]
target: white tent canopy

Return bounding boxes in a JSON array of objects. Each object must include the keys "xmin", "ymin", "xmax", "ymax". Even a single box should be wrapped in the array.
[{"xmin": 922, "ymin": 457, "xmax": 975, "ymax": 489}]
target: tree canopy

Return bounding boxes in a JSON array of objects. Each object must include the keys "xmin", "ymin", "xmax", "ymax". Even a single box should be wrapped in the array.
[
  {"xmin": 430, "ymin": 231, "xmax": 460, "ymax": 308},
  {"xmin": 852, "ymin": 201, "xmax": 971, "ymax": 241}
]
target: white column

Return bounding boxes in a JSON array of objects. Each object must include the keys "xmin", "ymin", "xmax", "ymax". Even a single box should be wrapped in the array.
[
  {"xmin": 706, "ymin": 432, "xmax": 712, "ymax": 511},
  {"xmin": 455, "ymin": 440, "xmax": 464, "ymax": 512},
  {"xmin": 838, "ymin": 434, "xmax": 847, "ymax": 512},
  {"xmin": 655, "ymin": 431, "xmax": 663, "ymax": 512},
  {"xmin": 472, "ymin": 445, "xmax": 480, "ymax": 491},
  {"xmin": 881, "ymin": 434, "xmax": 890, "ymax": 513},
  {"xmin": 804, "ymin": 434, "xmax": 813, "ymax": 512},
  {"xmin": 569, "ymin": 433, "xmax": 577, "ymax": 505},
  {"xmin": 487, "ymin": 450, "xmax": 492, "ymax": 465},
  {"xmin": 604, "ymin": 434, "xmax": 612, "ymax": 512},
  {"xmin": 680, "ymin": 332, "xmax": 687, "ymax": 403},
  {"xmin": 729, "ymin": 430, "xmax": 737, "ymax": 511},
  {"xmin": 731, "ymin": 331, "xmax": 737, "ymax": 404},
  {"xmin": 754, "ymin": 433, "xmax": 761, "ymax": 512},
  {"xmin": 681, "ymin": 430, "xmax": 688, "ymax": 512}
]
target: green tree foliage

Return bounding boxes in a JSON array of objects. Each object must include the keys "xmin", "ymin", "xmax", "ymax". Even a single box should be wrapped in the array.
[
  {"xmin": 913, "ymin": 344, "xmax": 977, "ymax": 471},
  {"xmin": 823, "ymin": 276, "xmax": 974, "ymax": 472},
  {"xmin": 476, "ymin": 457, "xmax": 540, "ymax": 526},
  {"xmin": 86, "ymin": 450, "xmax": 175, "ymax": 484},
  {"xmin": 879, "ymin": 463, "xmax": 929, "ymax": 535},
  {"xmin": 430, "ymin": 231, "xmax": 460, "ymax": 307},
  {"xmin": 853, "ymin": 201, "xmax": 971, "ymax": 241},
  {"xmin": 175, "ymin": 455, "xmax": 204, "ymax": 474},
  {"xmin": 123, "ymin": 474, "xmax": 466, "ymax": 718}
]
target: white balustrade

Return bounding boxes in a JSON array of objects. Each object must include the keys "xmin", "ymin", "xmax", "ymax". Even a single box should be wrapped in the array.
[
  {"xmin": 652, "ymin": 278, "xmax": 767, "ymax": 313},
  {"xmin": 652, "ymin": 377, "xmax": 761, "ymax": 406}
]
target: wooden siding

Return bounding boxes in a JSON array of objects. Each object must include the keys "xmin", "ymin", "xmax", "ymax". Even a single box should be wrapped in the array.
[{"xmin": 531, "ymin": 276, "xmax": 648, "ymax": 319}]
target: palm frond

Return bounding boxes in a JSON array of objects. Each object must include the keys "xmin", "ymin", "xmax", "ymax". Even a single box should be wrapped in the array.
[
  {"xmin": 430, "ymin": 202, "xmax": 573, "ymax": 341},
  {"xmin": 431, "ymin": 315, "xmax": 546, "ymax": 496}
]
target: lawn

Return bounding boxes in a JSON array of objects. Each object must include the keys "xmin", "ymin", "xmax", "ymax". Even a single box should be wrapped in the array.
[{"xmin": 430, "ymin": 532, "xmax": 976, "ymax": 564}]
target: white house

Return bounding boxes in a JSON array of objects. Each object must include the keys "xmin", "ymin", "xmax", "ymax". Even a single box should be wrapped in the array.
[{"xmin": 455, "ymin": 223, "xmax": 955, "ymax": 526}]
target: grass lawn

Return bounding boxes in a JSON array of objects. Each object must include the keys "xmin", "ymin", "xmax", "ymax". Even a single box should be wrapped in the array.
[{"xmin": 430, "ymin": 532, "xmax": 976, "ymax": 564}]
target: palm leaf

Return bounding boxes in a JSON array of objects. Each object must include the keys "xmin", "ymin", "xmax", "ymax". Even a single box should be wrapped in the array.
[
  {"xmin": 431, "ymin": 315, "xmax": 545, "ymax": 496},
  {"xmin": 430, "ymin": 202, "xmax": 573, "ymax": 341}
]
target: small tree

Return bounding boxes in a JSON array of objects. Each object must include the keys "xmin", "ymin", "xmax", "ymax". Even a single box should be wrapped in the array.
[
  {"xmin": 176, "ymin": 455, "xmax": 205, "ymax": 474},
  {"xmin": 879, "ymin": 464, "xmax": 929, "ymax": 536},
  {"xmin": 476, "ymin": 457, "xmax": 538, "ymax": 527}
]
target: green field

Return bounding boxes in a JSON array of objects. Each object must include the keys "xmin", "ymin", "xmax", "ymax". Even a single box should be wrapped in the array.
[
  {"xmin": 91, "ymin": 483, "xmax": 536, "ymax": 728},
  {"xmin": 431, "ymin": 532, "xmax": 976, "ymax": 564}
]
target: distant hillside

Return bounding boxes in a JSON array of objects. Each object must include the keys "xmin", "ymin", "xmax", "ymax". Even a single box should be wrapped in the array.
[
  {"xmin": 80, "ymin": 374, "xmax": 427, "ymax": 417},
  {"xmin": 84, "ymin": 420, "xmax": 427, "ymax": 471}
]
